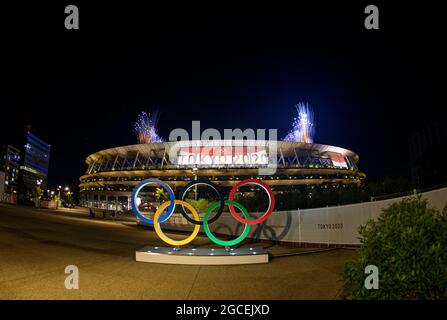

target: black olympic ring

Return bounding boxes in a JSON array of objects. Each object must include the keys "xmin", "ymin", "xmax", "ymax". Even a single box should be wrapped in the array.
[{"xmin": 179, "ymin": 179, "xmax": 225, "ymax": 225}]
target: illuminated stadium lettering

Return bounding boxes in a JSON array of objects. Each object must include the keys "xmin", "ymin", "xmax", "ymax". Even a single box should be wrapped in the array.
[{"xmin": 177, "ymin": 146, "xmax": 268, "ymax": 166}]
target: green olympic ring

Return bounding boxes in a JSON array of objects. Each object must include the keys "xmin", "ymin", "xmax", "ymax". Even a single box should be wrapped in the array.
[{"xmin": 203, "ymin": 200, "xmax": 251, "ymax": 247}]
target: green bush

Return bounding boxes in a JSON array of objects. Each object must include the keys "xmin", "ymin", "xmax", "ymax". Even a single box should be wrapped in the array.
[
  {"xmin": 184, "ymin": 198, "xmax": 214, "ymax": 217},
  {"xmin": 342, "ymin": 195, "xmax": 447, "ymax": 299}
]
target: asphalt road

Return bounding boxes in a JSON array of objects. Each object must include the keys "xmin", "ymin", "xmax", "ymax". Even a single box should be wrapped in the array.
[{"xmin": 0, "ymin": 203, "xmax": 358, "ymax": 299}]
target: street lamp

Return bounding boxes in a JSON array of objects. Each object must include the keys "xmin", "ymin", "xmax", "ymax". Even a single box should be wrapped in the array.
[
  {"xmin": 192, "ymin": 167, "xmax": 198, "ymax": 200},
  {"xmin": 56, "ymin": 186, "xmax": 61, "ymax": 209}
]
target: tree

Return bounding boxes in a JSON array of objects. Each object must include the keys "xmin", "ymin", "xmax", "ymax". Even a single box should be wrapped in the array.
[
  {"xmin": 61, "ymin": 191, "xmax": 75, "ymax": 208},
  {"xmin": 154, "ymin": 187, "xmax": 169, "ymax": 202},
  {"xmin": 30, "ymin": 186, "xmax": 43, "ymax": 207},
  {"xmin": 184, "ymin": 198, "xmax": 213, "ymax": 218},
  {"xmin": 342, "ymin": 195, "xmax": 447, "ymax": 299}
]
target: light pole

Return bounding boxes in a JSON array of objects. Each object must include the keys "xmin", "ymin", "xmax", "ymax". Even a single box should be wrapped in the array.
[
  {"xmin": 35, "ymin": 179, "xmax": 43, "ymax": 207},
  {"xmin": 192, "ymin": 167, "xmax": 198, "ymax": 200},
  {"xmin": 56, "ymin": 186, "xmax": 62, "ymax": 209},
  {"xmin": 65, "ymin": 187, "xmax": 71, "ymax": 208}
]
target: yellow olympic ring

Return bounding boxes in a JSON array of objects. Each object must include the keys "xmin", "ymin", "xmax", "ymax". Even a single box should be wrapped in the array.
[{"xmin": 153, "ymin": 200, "xmax": 201, "ymax": 246}]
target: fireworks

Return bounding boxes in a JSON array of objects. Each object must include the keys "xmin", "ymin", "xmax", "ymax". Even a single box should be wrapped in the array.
[
  {"xmin": 133, "ymin": 111, "xmax": 164, "ymax": 144},
  {"xmin": 283, "ymin": 103, "xmax": 315, "ymax": 143}
]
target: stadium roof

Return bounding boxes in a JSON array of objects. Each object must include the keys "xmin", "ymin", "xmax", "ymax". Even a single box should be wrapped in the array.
[{"xmin": 85, "ymin": 140, "xmax": 359, "ymax": 165}]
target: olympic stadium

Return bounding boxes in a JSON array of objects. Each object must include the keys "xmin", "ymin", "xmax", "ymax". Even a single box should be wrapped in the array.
[{"xmin": 79, "ymin": 139, "xmax": 365, "ymax": 212}]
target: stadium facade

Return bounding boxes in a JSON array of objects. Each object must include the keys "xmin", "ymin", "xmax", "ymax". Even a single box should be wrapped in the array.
[{"xmin": 79, "ymin": 140, "xmax": 365, "ymax": 212}]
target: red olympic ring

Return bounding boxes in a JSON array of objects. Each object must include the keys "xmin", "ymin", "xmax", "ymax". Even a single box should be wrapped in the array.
[{"xmin": 228, "ymin": 178, "xmax": 275, "ymax": 225}]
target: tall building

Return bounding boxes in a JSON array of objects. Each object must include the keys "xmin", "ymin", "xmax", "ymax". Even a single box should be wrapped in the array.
[
  {"xmin": 0, "ymin": 145, "xmax": 21, "ymax": 203},
  {"xmin": 19, "ymin": 132, "xmax": 51, "ymax": 195}
]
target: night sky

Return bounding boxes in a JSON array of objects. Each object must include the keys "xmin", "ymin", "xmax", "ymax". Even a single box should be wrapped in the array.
[{"xmin": 2, "ymin": 2, "xmax": 445, "ymax": 192}]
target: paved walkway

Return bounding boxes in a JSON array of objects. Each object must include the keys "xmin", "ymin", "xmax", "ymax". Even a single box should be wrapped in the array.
[{"xmin": 0, "ymin": 204, "xmax": 358, "ymax": 299}]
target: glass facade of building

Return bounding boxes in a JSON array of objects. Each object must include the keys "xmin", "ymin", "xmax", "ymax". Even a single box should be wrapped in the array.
[{"xmin": 20, "ymin": 132, "xmax": 51, "ymax": 191}]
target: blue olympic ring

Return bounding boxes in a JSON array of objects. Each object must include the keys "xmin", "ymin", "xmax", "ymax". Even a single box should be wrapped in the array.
[{"xmin": 131, "ymin": 178, "xmax": 176, "ymax": 224}]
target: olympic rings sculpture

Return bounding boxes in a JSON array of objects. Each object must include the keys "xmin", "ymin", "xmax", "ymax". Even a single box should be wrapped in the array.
[{"xmin": 132, "ymin": 178, "xmax": 275, "ymax": 247}]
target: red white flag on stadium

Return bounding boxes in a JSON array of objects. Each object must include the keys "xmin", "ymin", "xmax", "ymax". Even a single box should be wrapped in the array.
[{"xmin": 326, "ymin": 151, "xmax": 348, "ymax": 168}]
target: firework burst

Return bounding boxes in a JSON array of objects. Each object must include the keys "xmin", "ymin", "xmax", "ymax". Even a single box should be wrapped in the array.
[
  {"xmin": 283, "ymin": 102, "xmax": 315, "ymax": 143},
  {"xmin": 133, "ymin": 111, "xmax": 164, "ymax": 144}
]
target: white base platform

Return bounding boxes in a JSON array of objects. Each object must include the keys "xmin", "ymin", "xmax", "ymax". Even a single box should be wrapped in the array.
[{"xmin": 135, "ymin": 246, "xmax": 269, "ymax": 265}]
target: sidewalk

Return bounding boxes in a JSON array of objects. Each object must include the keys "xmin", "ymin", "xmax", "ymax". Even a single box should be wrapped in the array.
[{"xmin": 0, "ymin": 203, "xmax": 358, "ymax": 299}]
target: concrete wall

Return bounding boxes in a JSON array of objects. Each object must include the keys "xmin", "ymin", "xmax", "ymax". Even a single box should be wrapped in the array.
[
  {"xmin": 40, "ymin": 200, "xmax": 58, "ymax": 209},
  {"xmin": 158, "ymin": 186, "xmax": 447, "ymax": 246}
]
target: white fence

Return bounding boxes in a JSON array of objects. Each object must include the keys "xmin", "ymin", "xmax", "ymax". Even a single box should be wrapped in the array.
[{"xmin": 159, "ymin": 186, "xmax": 447, "ymax": 247}]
